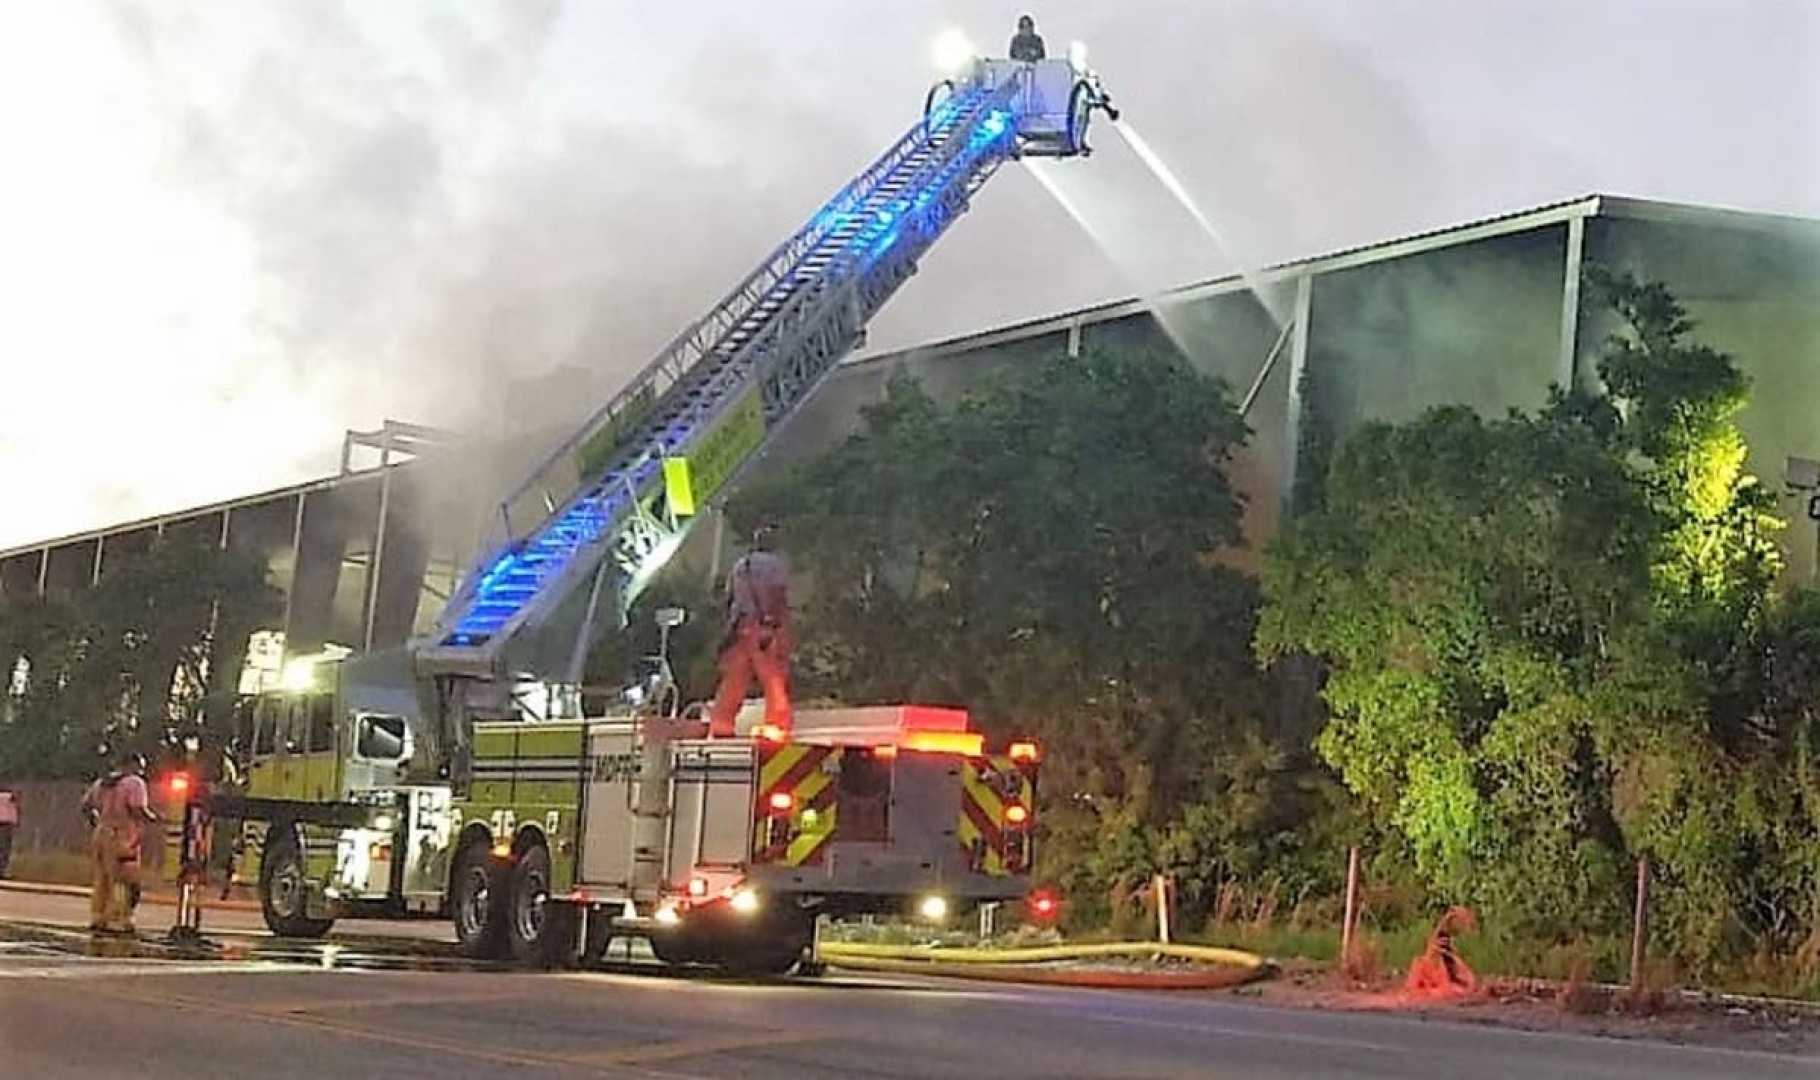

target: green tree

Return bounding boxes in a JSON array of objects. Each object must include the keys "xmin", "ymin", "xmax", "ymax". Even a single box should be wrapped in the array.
[
  {"xmin": 717, "ymin": 346, "xmax": 1339, "ymax": 924},
  {"xmin": 0, "ymin": 536, "xmax": 278, "ymax": 779},
  {"xmin": 1259, "ymin": 270, "xmax": 1798, "ymax": 970}
]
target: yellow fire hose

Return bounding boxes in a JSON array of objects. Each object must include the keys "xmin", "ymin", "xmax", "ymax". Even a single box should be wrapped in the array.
[{"xmin": 816, "ymin": 940, "xmax": 1274, "ymax": 990}]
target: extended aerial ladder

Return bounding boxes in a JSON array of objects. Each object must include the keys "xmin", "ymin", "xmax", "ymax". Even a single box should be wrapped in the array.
[
  {"xmin": 398, "ymin": 56, "xmax": 1117, "ymax": 778},
  {"xmin": 177, "ymin": 51, "xmax": 1115, "ymax": 961}
]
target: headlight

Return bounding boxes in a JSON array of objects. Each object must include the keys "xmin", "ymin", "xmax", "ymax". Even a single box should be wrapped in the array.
[
  {"xmin": 919, "ymin": 895, "xmax": 949, "ymax": 922},
  {"xmin": 730, "ymin": 888, "xmax": 760, "ymax": 916},
  {"xmin": 654, "ymin": 903, "xmax": 681, "ymax": 926}
]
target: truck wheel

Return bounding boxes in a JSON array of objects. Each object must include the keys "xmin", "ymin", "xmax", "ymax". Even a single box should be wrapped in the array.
[
  {"xmin": 649, "ymin": 929, "xmax": 700, "ymax": 966},
  {"xmin": 259, "ymin": 831, "xmax": 333, "ymax": 939},
  {"xmin": 584, "ymin": 907, "xmax": 614, "ymax": 963},
  {"xmin": 506, "ymin": 842, "xmax": 576, "ymax": 967},
  {"xmin": 721, "ymin": 910, "xmax": 814, "ymax": 977},
  {"xmin": 725, "ymin": 942, "xmax": 805, "ymax": 977},
  {"xmin": 450, "ymin": 837, "xmax": 508, "ymax": 960}
]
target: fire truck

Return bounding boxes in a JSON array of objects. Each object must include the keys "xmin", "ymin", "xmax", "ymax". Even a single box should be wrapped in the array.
[{"xmin": 187, "ymin": 50, "xmax": 1114, "ymax": 972}]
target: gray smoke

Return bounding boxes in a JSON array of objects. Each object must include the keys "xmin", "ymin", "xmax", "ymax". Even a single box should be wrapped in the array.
[{"xmin": 1, "ymin": 0, "xmax": 1813, "ymax": 550}]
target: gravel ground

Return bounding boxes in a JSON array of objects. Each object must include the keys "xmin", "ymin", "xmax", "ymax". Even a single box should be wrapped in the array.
[{"xmin": 1226, "ymin": 960, "xmax": 1820, "ymax": 1055}]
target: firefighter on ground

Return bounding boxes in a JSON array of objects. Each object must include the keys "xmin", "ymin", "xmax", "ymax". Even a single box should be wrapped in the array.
[
  {"xmin": 707, "ymin": 524, "xmax": 793, "ymax": 737},
  {"xmin": 81, "ymin": 751, "xmax": 157, "ymax": 934},
  {"xmin": 1009, "ymin": 14, "xmax": 1046, "ymax": 61}
]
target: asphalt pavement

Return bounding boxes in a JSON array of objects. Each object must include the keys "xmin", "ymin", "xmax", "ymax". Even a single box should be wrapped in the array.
[{"xmin": 2, "ymin": 885, "xmax": 1814, "ymax": 1078}]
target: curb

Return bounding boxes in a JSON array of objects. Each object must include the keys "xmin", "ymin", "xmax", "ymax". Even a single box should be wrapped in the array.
[{"xmin": 0, "ymin": 878, "xmax": 262, "ymax": 913}]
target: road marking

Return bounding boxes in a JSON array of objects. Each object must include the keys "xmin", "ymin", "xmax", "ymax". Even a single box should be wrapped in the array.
[
  {"xmin": 570, "ymin": 1029, "xmax": 826, "ymax": 1066},
  {"xmin": 81, "ymin": 981, "xmax": 716, "ymax": 1079},
  {"xmin": 250, "ymin": 988, "xmax": 531, "ymax": 1015},
  {"xmin": 0, "ymin": 961, "xmax": 295, "ymax": 980},
  {"xmin": 1087, "ymin": 1011, "xmax": 1400, "ymax": 1054}
]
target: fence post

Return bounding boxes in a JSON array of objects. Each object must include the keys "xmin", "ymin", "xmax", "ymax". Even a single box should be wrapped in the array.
[
  {"xmin": 1341, "ymin": 845, "xmax": 1360, "ymax": 970},
  {"xmin": 1154, "ymin": 873, "xmax": 1172, "ymax": 944},
  {"xmin": 978, "ymin": 901, "xmax": 999, "ymax": 940},
  {"xmin": 1630, "ymin": 854, "xmax": 1650, "ymax": 994}
]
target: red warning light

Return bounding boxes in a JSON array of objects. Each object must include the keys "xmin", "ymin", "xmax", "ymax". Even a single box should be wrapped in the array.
[
  {"xmin": 753, "ymin": 724, "xmax": 787, "ymax": 743},
  {"xmin": 873, "ymin": 744, "xmax": 899, "ymax": 760},
  {"xmin": 1008, "ymin": 741, "xmax": 1040, "ymax": 764},
  {"xmin": 167, "ymin": 773, "xmax": 192, "ymax": 798},
  {"xmin": 1028, "ymin": 889, "xmax": 1059, "ymax": 920},
  {"xmin": 687, "ymin": 876, "xmax": 709, "ymax": 898},
  {"xmin": 768, "ymin": 791, "xmax": 795, "ymax": 814},
  {"xmin": 1003, "ymin": 803, "xmax": 1029, "ymax": 825}
]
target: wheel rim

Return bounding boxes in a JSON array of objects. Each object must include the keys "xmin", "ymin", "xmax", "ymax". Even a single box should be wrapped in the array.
[
  {"xmin": 514, "ymin": 864, "xmax": 547, "ymax": 944},
  {"xmin": 458, "ymin": 865, "xmax": 490, "ymax": 938},
  {"xmin": 270, "ymin": 853, "xmax": 304, "ymax": 918}
]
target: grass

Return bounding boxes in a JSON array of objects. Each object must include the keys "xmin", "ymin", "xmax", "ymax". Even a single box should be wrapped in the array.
[{"xmin": 1195, "ymin": 917, "xmax": 1641, "ymax": 984}]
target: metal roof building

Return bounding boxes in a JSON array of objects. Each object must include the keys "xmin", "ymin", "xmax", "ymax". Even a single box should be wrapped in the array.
[{"xmin": 4, "ymin": 194, "xmax": 1817, "ymax": 667}]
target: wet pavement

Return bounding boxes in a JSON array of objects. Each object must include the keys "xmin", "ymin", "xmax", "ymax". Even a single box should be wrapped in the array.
[{"xmin": 5, "ymin": 887, "xmax": 1820, "ymax": 1077}]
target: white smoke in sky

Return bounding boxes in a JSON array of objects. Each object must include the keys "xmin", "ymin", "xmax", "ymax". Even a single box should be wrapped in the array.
[{"xmin": 0, "ymin": 0, "xmax": 1812, "ymax": 549}]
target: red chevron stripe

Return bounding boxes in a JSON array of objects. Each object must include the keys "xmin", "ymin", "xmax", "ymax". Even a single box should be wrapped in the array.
[
  {"xmin": 962, "ymin": 791, "xmax": 1004, "ymax": 854},
  {"xmin": 761, "ymin": 746, "xmax": 831, "ymax": 803}
]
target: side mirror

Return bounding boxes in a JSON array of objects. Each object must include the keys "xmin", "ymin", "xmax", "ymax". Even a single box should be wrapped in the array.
[{"xmin": 655, "ymin": 607, "xmax": 687, "ymax": 629}]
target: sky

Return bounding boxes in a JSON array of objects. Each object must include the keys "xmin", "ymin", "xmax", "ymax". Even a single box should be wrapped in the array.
[{"xmin": 0, "ymin": 1, "xmax": 1815, "ymax": 551}]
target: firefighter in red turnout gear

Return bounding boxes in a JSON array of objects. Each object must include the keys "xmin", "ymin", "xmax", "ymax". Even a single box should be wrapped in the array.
[{"xmin": 708, "ymin": 525, "xmax": 793, "ymax": 737}]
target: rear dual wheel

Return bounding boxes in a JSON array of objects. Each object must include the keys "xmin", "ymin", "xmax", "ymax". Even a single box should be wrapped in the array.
[
  {"xmin": 450, "ymin": 836, "xmax": 508, "ymax": 959},
  {"xmin": 506, "ymin": 842, "xmax": 577, "ymax": 967},
  {"xmin": 453, "ymin": 837, "xmax": 577, "ymax": 966}
]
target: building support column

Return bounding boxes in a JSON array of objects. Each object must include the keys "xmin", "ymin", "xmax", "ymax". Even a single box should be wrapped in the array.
[
  {"xmin": 1066, "ymin": 316, "xmax": 1083, "ymax": 358},
  {"xmin": 1282, "ymin": 274, "xmax": 1314, "ymax": 515},
  {"xmin": 1557, "ymin": 215, "xmax": 1586, "ymax": 392},
  {"xmin": 362, "ymin": 431, "xmax": 395, "ymax": 653},
  {"xmin": 90, "ymin": 536, "xmax": 104, "ymax": 587},
  {"xmin": 36, "ymin": 548, "xmax": 47, "ymax": 596},
  {"xmin": 278, "ymin": 492, "xmax": 307, "ymax": 669}
]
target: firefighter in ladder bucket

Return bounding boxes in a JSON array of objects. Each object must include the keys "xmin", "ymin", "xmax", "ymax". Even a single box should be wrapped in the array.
[{"xmin": 708, "ymin": 523, "xmax": 794, "ymax": 737}]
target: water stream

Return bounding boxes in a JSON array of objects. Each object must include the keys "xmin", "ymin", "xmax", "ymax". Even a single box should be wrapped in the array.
[
  {"xmin": 1024, "ymin": 156, "xmax": 1206, "ymax": 364},
  {"xmin": 1107, "ymin": 119, "xmax": 1289, "ymax": 331}
]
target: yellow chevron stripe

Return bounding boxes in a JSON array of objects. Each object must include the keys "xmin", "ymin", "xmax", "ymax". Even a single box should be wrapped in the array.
[
  {"xmin": 962, "ymin": 766, "xmax": 1005, "ymax": 820},
  {"xmin": 957, "ymin": 815, "xmax": 981, "ymax": 849},
  {"xmin": 784, "ymin": 803, "xmax": 837, "ymax": 865},
  {"xmin": 793, "ymin": 766, "xmax": 832, "ymax": 807},
  {"xmin": 759, "ymin": 744, "xmax": 812, "ymax": 795}
]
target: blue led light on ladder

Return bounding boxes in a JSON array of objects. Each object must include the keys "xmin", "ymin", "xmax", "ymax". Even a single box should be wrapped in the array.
[{"xmin": 444, "ymin": 90, "xmax": 1017, "ymax": 648}]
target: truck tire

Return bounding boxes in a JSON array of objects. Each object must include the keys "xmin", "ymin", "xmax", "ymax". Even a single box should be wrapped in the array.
[
  {"xmin": 506, "ymin": 841, "xmax": 576, "ymax": 968},
  {"xmin": 731, "ymin": 911, "xmax": 813, "ymax": 977},
  {"xmin": 724, "ymin": 941, "xmax": 805, "ymax": 977},
  {"xmin": 648, "ymin": 928, "xmax": 701, "ymax": 966},
  {"xmin": 259, "ymin": 831, "xmax": 334, "ymax": 939},
  {"xmin": 450, "ymin": 837, "xmax": 508, "ymax": 960}
]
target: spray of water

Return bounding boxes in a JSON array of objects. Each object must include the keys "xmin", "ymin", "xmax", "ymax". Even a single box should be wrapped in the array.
[
  {"xmin": 1108, "ymin": 119, "xmax": 1289, "ymax": 331},
  {"xmin": 1024, "ymin": 157, "xmax": 1206, "ymax": 364}
]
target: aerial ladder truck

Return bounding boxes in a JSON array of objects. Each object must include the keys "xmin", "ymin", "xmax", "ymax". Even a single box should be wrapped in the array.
[{"xmin": 175, "ymin": 51, "xmax": 1117, "ymax": 973}]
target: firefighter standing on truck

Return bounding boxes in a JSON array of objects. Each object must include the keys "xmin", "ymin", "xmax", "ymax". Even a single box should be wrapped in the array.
[
  {"xmin": 81, "ymin": 752, "xmax": 157, "ymax": 934},
  {"xmin": 708, "ymin": 524, "xmax": 793, "ymax": 737}
]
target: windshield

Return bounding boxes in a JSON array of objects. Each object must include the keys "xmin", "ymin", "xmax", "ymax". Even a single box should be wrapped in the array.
[{"xmin": 356, "ymin": 715, "xmax": 408, "ymax": 761}]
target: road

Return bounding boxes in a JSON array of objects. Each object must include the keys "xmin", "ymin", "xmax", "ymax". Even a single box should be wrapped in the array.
[{"xmin": 1, "ymin": 887, "xmax": 1813, "ymax": 1078}]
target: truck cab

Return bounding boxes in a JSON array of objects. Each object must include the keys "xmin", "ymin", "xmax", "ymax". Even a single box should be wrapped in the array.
[{"xmin": 222, "ymin": 674, "xmax": 452, "ymax": 935}]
